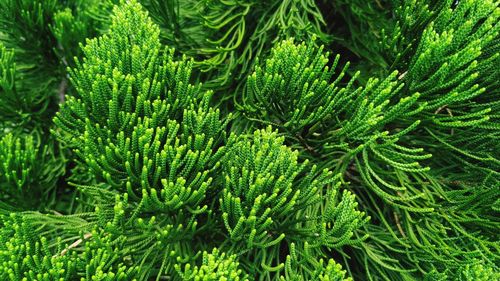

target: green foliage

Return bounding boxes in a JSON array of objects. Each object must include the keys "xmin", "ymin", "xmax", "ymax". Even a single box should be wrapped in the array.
[
  {"xmin": 54, "ymin": 0, "xmax": 230, "ymax": 204},
  {"xmin": 0, "ymin": 42, "xmax": 55, "ymax": 129},
  {"xmin": 0, "ymin": 215, "xmax": 77, "ymax": 280},
  {"xmin": 0, "ymin": 214, "xmax": 139, "ymax": 280},
  {"xmin": 175, "ymin": 248, "xmax": 248, "ymax": 281},
  {"xmin": 0, "ymin": 0, "xmax": 103, "ymax": 130},
  {"xmin": 279, "ymin": 243, "xmax": 352, "ymax": 281},
  {"xmin": 0, "ymin": 0, "xmax": 108, "ymax": 213},
  {"xmin": 0, "ymin": 133, "xmax": 64, "ymax": 211},
  {"xmin": 425, "ymin": 261, "xmax": 500, "ymax": 281},
  {"xmin": 1, "ymin": 0, "xmax": 499, "ymax": 280},
  {"xmin": 50, "ymin": 1, "xmax": 365, "ymax": 279},
  {"xmin": 0, "ymin": 0, "xmax": 60, "ymax": 71},
  {"xmin": 89, "ymin": 0, "xmax": 332, "ymax": 93},
  {"xmin": 403, "ymin": 0, "xmax": 500, "ymax": 186},
  {"xmin": 221, "ymin": 128, "xmax": 367, "ymax": 250},
  {"xmin": 240, "ymin": 38, "xmax": 430, "ymax": 211},
  {"xmin": 156, "ymin": 0, "xmax": 331, "ymax": 90},
  {"xmin": 238, "ymin": 2, "xmax": 500, "ymax": 279}
]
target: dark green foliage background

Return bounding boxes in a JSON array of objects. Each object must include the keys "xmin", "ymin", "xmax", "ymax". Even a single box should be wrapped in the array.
[{"xmin": 0, "ymin": 0, "xmax": 499, "ymax": 280}]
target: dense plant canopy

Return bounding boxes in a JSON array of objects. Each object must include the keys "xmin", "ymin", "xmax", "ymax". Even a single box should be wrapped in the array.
[{"xmin": 0, "ymin": 0, "xmax": 499, "ymax": 280}]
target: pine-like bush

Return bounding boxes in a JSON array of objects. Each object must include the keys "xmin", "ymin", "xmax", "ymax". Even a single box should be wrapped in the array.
[{"xmin": 0, "ymin": 0, "xmax": 499, "ymax": 280}]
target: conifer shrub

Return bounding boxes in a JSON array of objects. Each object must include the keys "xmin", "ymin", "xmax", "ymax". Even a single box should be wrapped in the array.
[{"xmin": 0, "ymin": 0, "xmax": 498, "ymax": 280}]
